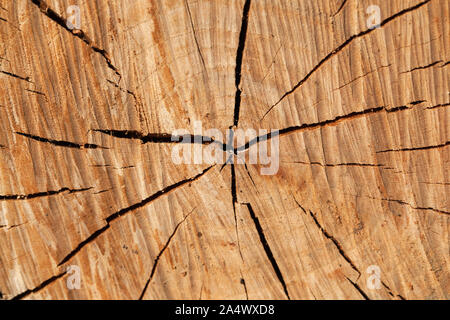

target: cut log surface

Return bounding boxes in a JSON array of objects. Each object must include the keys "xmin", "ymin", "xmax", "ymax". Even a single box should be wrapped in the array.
[{"xmin": 0, "ymin": 0, "xmax": 448, "ymax": 299}]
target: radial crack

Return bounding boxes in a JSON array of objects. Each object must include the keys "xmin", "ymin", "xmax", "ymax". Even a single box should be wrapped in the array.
[
  {"xmin": 57, "ymin": 166, "xmax": 214, "ymax": 266},
  {"xmin": 0, "ymin": 70, "xmax": 31, "ymax": 82},
  {"xmin": 138, "ymin": 209, "xmax": 194, "ymax": 300},
  {"xmin": 30, "ymin": 0, "xmax": 121, "ymax": 78},
  {"xmin": 345, "ymin": 276, "xmax": 370, "ymax": 300},
  {"xmin": 376, "ymin": 141, "xmax": 450, "ymax": 153},
  {"xmin": 0, "ymin": 187, "xmax": 92, "ymax": 201},
  {"xmin": 382, "ymin": 281, "xmax": 406, "ymax": 300},
  {"xmin": 244, "ymin": 202, "xmax": 290, "ymax": 299},
  {"xmin": 93, "ymin": 129, "xmax": 218, "ymax": 146},
  {"xmin": 239, "ymin": 104, "xmax": 411, "ymax": 153},
  {"xmin": 240, "ymin": 276, "xmax": 249, "ymax": 300},
  {"xmin": 261, "ymin": 0, "xmax": 432, "ymax": 120},
  {"xmin": 233, "ymin": 0, "xmax": 252, "ymax": 127},
  {"xmin": 231, "ymin": 164, "xmax": 243, "ymax": 259},
  {"xmin": 288, "ymin": 161, "xmax": 384, "ymax": 168},
  {"xmin": 295, "ymin": 202, "xmax": 360, "ymax": 276},
  {"xmin": 333, "ymin": 0, "xmax": 348, "ymax": 16},
  {"xmin": 16, "ymin": 131, "xmax": 108, "ymax": 149},
  {"xmin": 400, "ymin": 60, "xmax": 444, "ymax": 73},
  {"xmin": 426, "ymin": 102, "xmax": 450, "ymax": 110},
  {"xmin": 185, "ymin": 0, "xmax": 205, "ymax": 69},
  {"xmin": 12, "ymin": 271, "xmax": 67, "ymax": 300},
  {"xmin": 382, "ymin": 198, "xmax": 449, "ymax": 215}
]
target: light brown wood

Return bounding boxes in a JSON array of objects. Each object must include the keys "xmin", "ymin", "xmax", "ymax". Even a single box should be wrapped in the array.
[{"xmin": 0, "ymin": 0, "xmax": 448, "ymax": 299}]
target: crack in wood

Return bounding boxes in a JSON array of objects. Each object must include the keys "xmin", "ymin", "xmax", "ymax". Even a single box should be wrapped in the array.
[
  {"xmin": 12, "ymin": 271, "xmax": 66, "ymax": 300},
  {"xmin": 400, "ymin": 60, "xmax": 444, "ymax": 73},
  {"xmin": 333, "ymin": 64, "xmax": 392, "ymax": 91},
  {"xmin": 30, "ymin": 0, "xmax": 121, "ymax": 79},
  {"xmin": 138, "ymin": 208, "xmax": 195, "ymax": 300},
  {"xmin": 376, "ymin": 141, "xmax": 450, "ymax": 153},
  {"xmin": 287, "ymin": 161, "xmax": 384, "ymax": 168},
  {"xmin": 92, "ymin": 129, "xmax": 217, "ymax": 146},
  {"xmin": 57, "ymin": 166, "xmax": 214, "ymax": 266},
  {"xmin": 243, "ymin": 202, "xmax": 291, "ymax": 299},
  {"xmin": 0, "ymin": 187, "xmax": 92, "ymax": 201},
  {"xmin": 233, "ymin": 0, "xmax": 252, "ymax": 127},
  {"xmin": 426, "ymin": 102, "xmax": 450, "ymax": 110},
  {"xmin": 16, "ymin": 131, "xmax": 109, "ymax": 149},
  {"xmin": 239, "ymin": 104, "xmax": 414, "ymax": 153},
  {"xmin": 294, "ymin": 200, "xmax": 361, "ymax": 276},
  {"xmin": 345, "ymin": 276, "xmax": 370, "ymax": 300},
  {"xmin": 185, "ymin": 0, "xmax": 205, "ymax": 69},
  {"xmin": 240, "ymin": 276, "xmax": 249, "ymax": 300},
  {"xmin": 0, "ymin": 69, "xmax": 31, "ymax": 82},
  {"xmin": 261, "ymin": 0, "xmax": 432, "ymax": 120},
  {"xmin": 332, "ymin": 0, "xmax": 348, "ymax": 17},
  {"xmin": 382, "ymin": 281, "xmax": 406, "ymax": 300}
]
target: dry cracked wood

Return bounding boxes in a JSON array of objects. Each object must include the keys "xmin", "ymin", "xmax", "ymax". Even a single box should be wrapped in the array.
[{"xmin": 0, "ymin": 0, "xmax": 448, "ymax": 299}]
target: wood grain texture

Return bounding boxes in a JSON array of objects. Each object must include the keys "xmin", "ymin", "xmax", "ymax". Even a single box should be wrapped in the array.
[{"xmin": 0, "ymin": 0, "xmax": 448, "ymax": 299}]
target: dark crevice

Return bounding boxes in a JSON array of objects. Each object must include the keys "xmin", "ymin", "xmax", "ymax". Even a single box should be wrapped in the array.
[
  {"xmin": 408, "ymin": 100, "xmax": 426, "ymax": 105},
  {"xmin": 185, "ymin": 0, "xmax": 205, "ymax": 69},
  {"xmin": 16, "ymin": 131, "xmax": 109, "ymax": 149},
  {"xmin": 376, "ymin": 141, "xmax": 450, "ymax": 153},
  {"xmin": 0, "ymin": 70, "xmax": 31, "ymax": 82},
  {"xmin": 105, "ymin": 80, "xmax": 149, "ymax": 129},
  {"xmin": 240, "ymin": 277, "xmax": 249, "ymax": 300},
  {"xmin": 106, "ymin": 79, "xmax": 138, "ymax": 99},
  {"xmin": 230, "ymin": 164, "xmax": 243, "ymax": 259},
  {"xmin": 93, "ymin": 189, "xmax": 111, "ymax": 195},
  {"xmin": 400, "ymin": 60, "xmax": 443, "ymax": 73},
  {"xmin": 57, "ymin": 166, "xmax": 214, "ymax": 266},
  {"xmin": 0, "ymin": 187, "xmax": 92, "ymax": 201},
  {"xmin": 30, "ymin": 0, "xmax": 121, "ymax": 78},
  {"xmin": 24, "ymin": 88, "xmax": 46, "ymax": 97},
  {"xmin": 357, "ymin": 194, "xmax": 449, "ymax": 216},
  {"xmin": 243, "ymin": 163, "xmax": 256, "ymax": 188},
  {"xmin": 244, "ymin": 202, "xmax": 291, "ymax": 300},
  {"xmin": 231, "ymin": 164, "xmax": 238, "ymax": 210},
  {"xmin": 12, "ymin": 271, "xmax": 67, "ymax": 300},
  {"xmin": 289, "ymin": 161, "xmax": 384, "ymax": 168},
  {"xmin": 292, "ymin": 197, "xmax": 308, "ymax": 215},
  {"xmin": 382, "ymin": 281, "xmax": 406, "ymax": 300},
  {"xmin": 332, "ymin": 0, "xmax": 348, "ymax": 17},
  {"xmin": 420, "ymin": 181, "xmax": 450, "ymax": 186},
  {"xmin": 426, "ymin": 102, "xmax": 450, "ymax": 110},
  {"xmin": 92, "ymin": 129, "xmax": 217, "ymax": 146},
  {"xmin": 261, "ymin": 0, "xmax": 432, "ymax": 120},
  {"xmin": 233, "ymin": 0, "xmax": 251, "ymax": 127},
  {"xmin": 345, "ymin": 277, "xmax": 370, "ymax": 300},
  {"xmin": 240, "ymin": 105, "xmax": 410, "ymax": 153},
  {"xmin": 138, "ymin": 210, "xmax": 194, "ymax": 300},
  {"xmin": 334, "ymin": 64, "xmax": 391, "ymax": 91},
  {"xmin": 382, "ymin": 198, "xmax": 449, "ymax": 215},
  {"xmin": 386, "ymin": 105, "xmax": 409, "ymax": 112},
  {"xmin": 305, "ymin": 207, "xmax": 360, "ymax": 275}
]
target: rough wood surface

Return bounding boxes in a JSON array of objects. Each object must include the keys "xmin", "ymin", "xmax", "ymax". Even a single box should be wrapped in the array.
[{"xmin": 0, "ymin": 0, "xmax": 448, "ymax": 299}]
